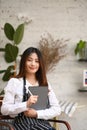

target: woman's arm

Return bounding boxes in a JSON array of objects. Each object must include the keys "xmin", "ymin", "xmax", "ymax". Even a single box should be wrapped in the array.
[{"xmin": 1, "ymin": 78, "xmax": 28, "ymax": 117}]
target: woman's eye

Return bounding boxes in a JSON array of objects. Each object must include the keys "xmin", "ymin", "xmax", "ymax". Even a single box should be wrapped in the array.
[
  {"xmin": 27, "ymin": 59, "xmax": 32, "ymax": 61},
  {"xmin": 35, "ymin": 60, "xmax": 39, "ymax": 63},
  {"xmin": 27, "ymin": 58, "xmax": 39, "ymax": 63}
]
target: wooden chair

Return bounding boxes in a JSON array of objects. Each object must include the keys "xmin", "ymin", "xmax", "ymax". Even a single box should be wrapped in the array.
[
  {"xmin": 0, "ymin": 97, "xmax": 71, "ymax": 130},
  {"xmin": 0, "ymin": 114, "xmax": 71, "ymax": 130}
]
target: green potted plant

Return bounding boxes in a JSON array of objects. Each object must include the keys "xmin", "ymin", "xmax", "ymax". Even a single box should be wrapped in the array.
[
  {"xmin": 74, "ymin": 40, "xmax": 87, "ymax": 61},
  {"xmin": 0, "ymin": 23, "xmax": 24, "ymax": 81},
  {"xmin": 0, "ymin": 22, "xmax": 24, "ymax": 95}
]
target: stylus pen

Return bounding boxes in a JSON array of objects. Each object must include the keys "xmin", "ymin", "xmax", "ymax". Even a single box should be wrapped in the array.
[{"xmin": 28, "ymin": 89, "xmax": 33, "ymax": 95}]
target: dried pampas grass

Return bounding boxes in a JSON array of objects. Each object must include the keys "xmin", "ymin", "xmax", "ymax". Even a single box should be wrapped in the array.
[{"xmin": 38, "ymin": 33, "xmax": 68, "ymax": 72}]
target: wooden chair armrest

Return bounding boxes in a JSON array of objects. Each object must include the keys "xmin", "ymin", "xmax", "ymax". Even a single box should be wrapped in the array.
[
  {"xmin": 48, "ymin": 119, "xmax": 71, "ymax": 130},
  {"xmin": 0, "ymin": 115, "xmax": 13, "ymax": 120},
  {"xmin": 0, "ymin": 115, "xmax": 71, "ymax": 130},
  {"xmin": 0, "ymin": 120, "xmax": 15, "ymax": 130},
  {"xmin": 0, "ymin": 119, "xmax": 71, "ymax": 130}
]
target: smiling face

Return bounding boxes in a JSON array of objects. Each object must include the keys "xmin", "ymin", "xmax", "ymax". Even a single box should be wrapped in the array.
[
  {"xmin": 17, "ymin": 47, "xmax": 47, "ymax": 86},
  {"xmin": 25, "ymin": 53, "xmax": 40, "ymax": 75}
]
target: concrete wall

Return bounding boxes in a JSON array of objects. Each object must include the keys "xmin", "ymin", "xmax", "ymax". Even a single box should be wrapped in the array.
[{"xmin": 0, "ymin": 0, "xmax": 87, "ymax": 129}]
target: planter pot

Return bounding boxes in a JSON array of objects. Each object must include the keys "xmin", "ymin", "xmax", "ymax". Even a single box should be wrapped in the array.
[{"xmin": 77, "ymin": 48, "xmax": 87, "ymax": 61}]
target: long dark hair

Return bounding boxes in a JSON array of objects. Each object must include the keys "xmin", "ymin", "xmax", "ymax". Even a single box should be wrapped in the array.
[{"xmin": 16, "ymin": 47, "xmax": 48, "ymax": 86}]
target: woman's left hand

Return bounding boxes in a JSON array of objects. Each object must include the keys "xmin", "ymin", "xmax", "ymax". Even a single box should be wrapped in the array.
[{"xmin": 24, "ymin": 108, "xmax": 37, "ymax": 118}]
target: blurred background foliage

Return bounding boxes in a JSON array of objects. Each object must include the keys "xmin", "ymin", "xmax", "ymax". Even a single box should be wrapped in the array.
[{"xmin": 0, "ymin": 23, "xmax": 24, "ymax": 81}]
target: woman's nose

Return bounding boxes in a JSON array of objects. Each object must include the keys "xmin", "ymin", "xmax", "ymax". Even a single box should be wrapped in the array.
[{"xmin": 31, "ymin": 61, "xmax": 35, "ymax": 65}]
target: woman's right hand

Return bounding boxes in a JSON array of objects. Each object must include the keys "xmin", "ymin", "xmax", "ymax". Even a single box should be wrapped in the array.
[
  {"xmin": 27, "ymin": 95, "xmax": 38, "ymax": 107},
  {"xmin": 24, "ymin": 108, "xmax": 38, "ymax": 118}
]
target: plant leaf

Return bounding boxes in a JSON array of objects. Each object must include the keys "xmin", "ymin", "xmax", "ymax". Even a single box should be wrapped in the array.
[
  {"xmin": 74, "ymin": 40, "xmax": 86, "ymax": 55},
  {"xmin": 2, "ymin": 65, "xmax": 14, "ymax": 81},
  {"xmin": 0, "ymin": 48, "xmax": 5, "ymax": 52},
  {"xmin": 0, "ymin": 70, "xmax": 6, "ymax": 74},
  {"xmin": 5, "ymin": 43, "xmax": 19, "ymax": 63},
  {"xmin": 14, "ymin": 23, "xmax": 24, "ymax": 45},
  {"xmin": 0, "ymin": 90, "xmax": 4, "ymax": 95},
  {"xmin": 78, "ymin": 40, "xmax": 86, "ymax": 49},
  {"xmin": 74, "ymin": 43, "xmax": 79, "ymax": 55},
  {"xmin": 4, "ymin": 23, "xmax": 15, "ymax": 41}
]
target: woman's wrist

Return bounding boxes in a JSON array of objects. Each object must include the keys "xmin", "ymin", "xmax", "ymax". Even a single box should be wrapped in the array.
[{"xmin": 26, "ymin": 101, "xmax": 29, "ymax": 108}]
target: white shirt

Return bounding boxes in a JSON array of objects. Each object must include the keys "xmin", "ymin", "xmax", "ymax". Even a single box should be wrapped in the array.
[{"xmin": 1, "ymin": 78, "xmax": 61, "ymax": 120}]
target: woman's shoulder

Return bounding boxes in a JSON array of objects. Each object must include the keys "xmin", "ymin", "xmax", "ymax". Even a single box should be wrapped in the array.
[
  {"xmin": 7, "ymin": 78, "xmax": 23, "ymax": 86},
  {"xmin": 5, "ymin": 77, "xmax": 23, "ymax": 90},
  {"xmin": 8, "ymin": 77, "xmax": 23, "ymax": 83}
]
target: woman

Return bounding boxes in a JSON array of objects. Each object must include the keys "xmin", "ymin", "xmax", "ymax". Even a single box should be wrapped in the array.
[{"xmin": 1, "ymin": 47, "xmax": 61, "ymax": 130}]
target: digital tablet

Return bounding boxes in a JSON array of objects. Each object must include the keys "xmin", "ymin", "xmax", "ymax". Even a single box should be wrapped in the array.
[{"xmin": 28, "ymin": 86, "xmax": 49, "ymax": 110}]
